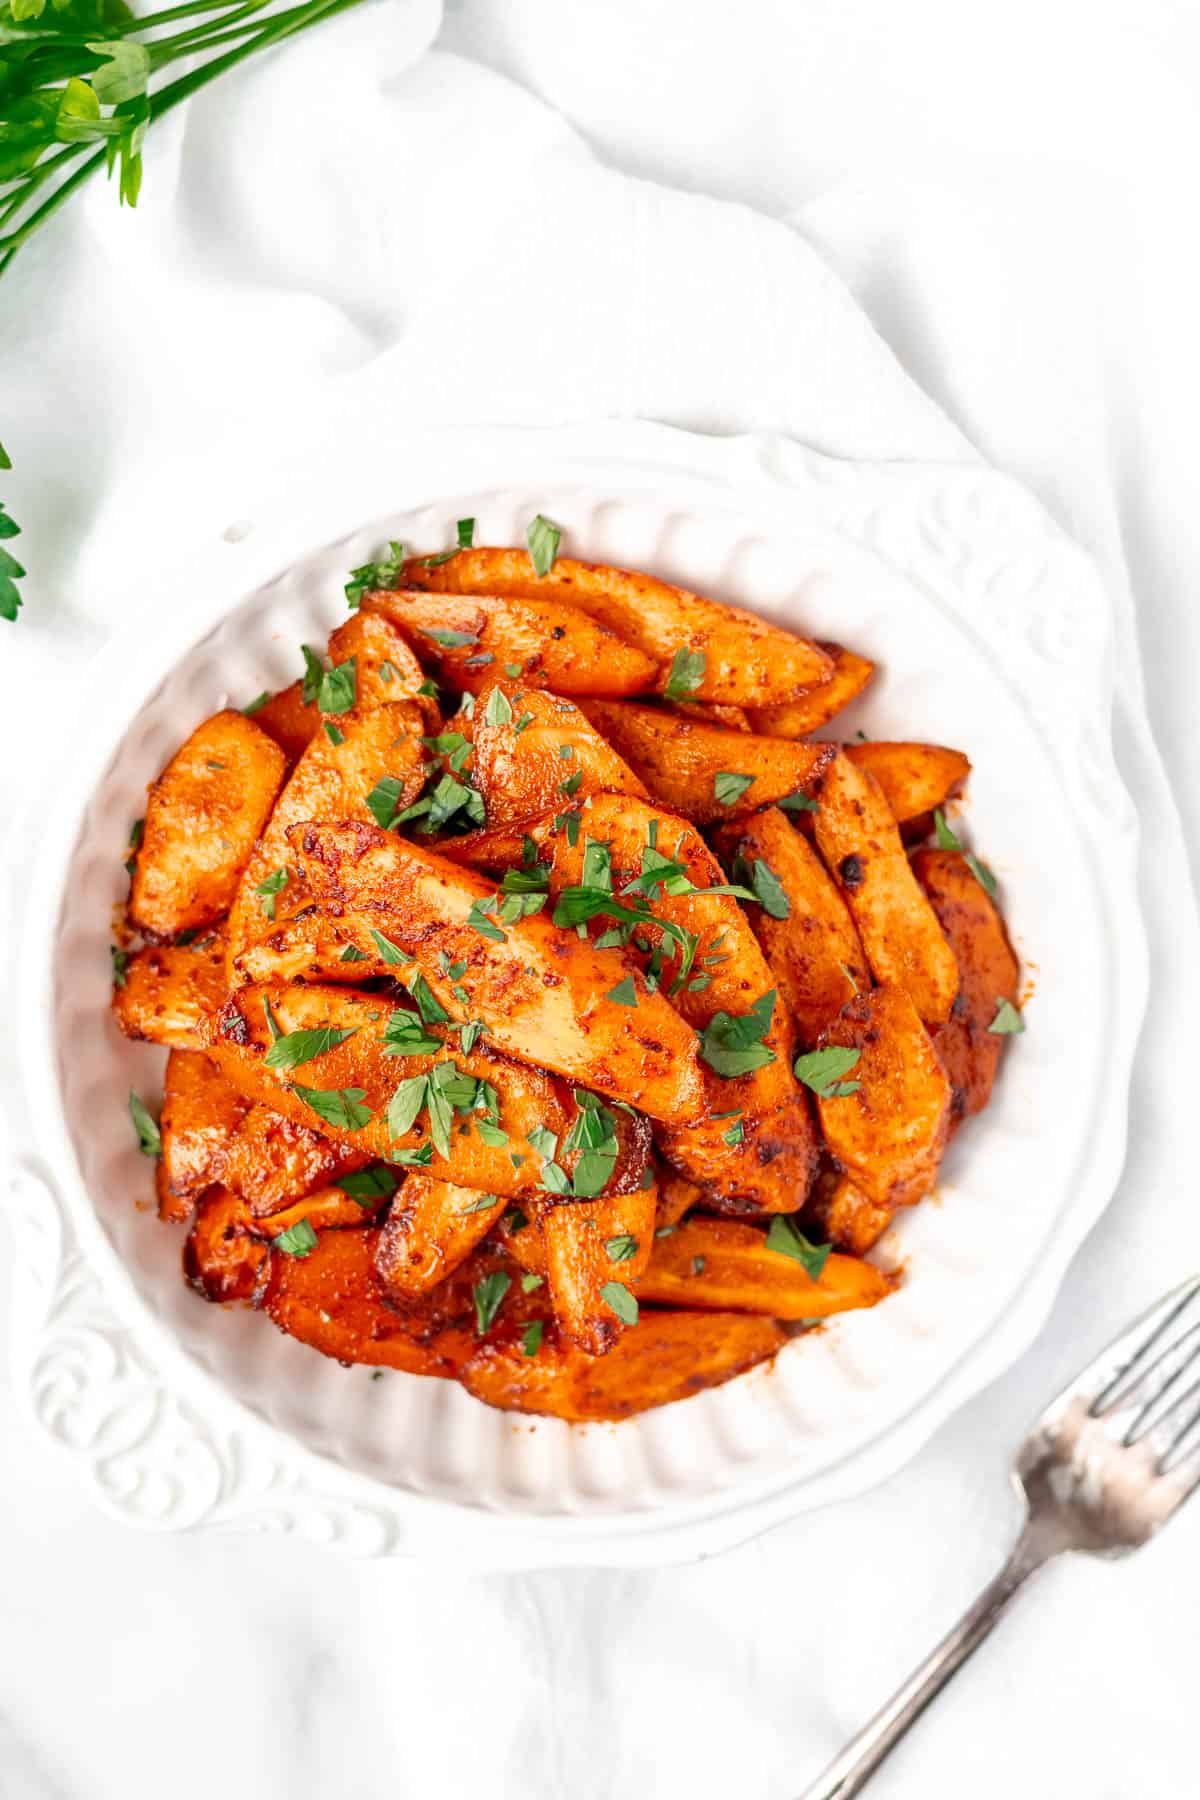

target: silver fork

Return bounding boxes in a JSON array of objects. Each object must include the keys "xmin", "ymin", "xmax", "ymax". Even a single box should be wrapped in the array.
[{"xmin": 799, "ymin": 1274, "xmax": 1200, "ymax": 1799}]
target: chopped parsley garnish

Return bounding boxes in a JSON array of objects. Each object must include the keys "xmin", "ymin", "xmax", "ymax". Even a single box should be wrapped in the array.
[
  {"xmin": 988, "ymin": 998, "xmax": 1025, "ymax": 1036},
  {"xmin": 336, "ymin": 1166, "xmax": 400, "ymax": 1205},
  {"xmin": 663, "ymin": 647, "xmax": 706, "ymax": 700},
  {"xmin": 520, "ymin": 1272, "xmax": 544, "ymax": 1294},
  {"xmin": 124, "ymin": 816, "xmax": 144, "ymax": 876},
  {"xmin": 386, "ymin": 1061, "xmax": 496, "ymax": 1159},
  {"xmin": 721, "ymin": 1115, "xmax": 745, "ymax": 1146},
  {"xmin": 778, "ymin": 791, "xmax": 819, "ymax": 815},
  {"xmin": 318, "ymin": 657, "xmax": 357, "ymax": 715},
  {"xmin": 426, "ymin": 627, "xmax": 479, "ymax": 648},
  {"xmin": 501, "ymin": 866, "xmax": 550, "ymax": 896},
  {"xmin": 243, "ymin": 692, "xmax": 270, "ymax": 716},
  {"xmin": 466, "ymin": 897, "xmax": 507, "ymax": 943},
  {"xmin": 379, "ymin": 659, "xmax": 397, "ymax": 684},
  {"xmin": 366, "ymin": 775, "xmax": 409, "ymax": 830},
  {"xmin": 558, "ymin": 768, "xmax": 583, "ymax": 798},
  {"xmin": 369, "ymin": 927, "xmax": 411, "ymax": 965},
  {"xmin": 274, "ymin": 1218, "xmax": 319, "ymax": 1257},
  {"xmin": 382, "ymin": 1010, "xmax": 442, "ymax": 1056},
  {"xmin": 713, "ymin": 770, "xmax": 755, "ymax": 808},
  {"xmin": 933, "ymin": 809, "xmax": 998, "ymax": 897},
  {"xmin": 128, "ymin": 1090, "xmax": 160, "ymax": 1157},
  {"xmin": 505, "ymin": 662, "xmax": 523, "ymax": 678},
  {"xmin": 605, "ymin": 1234, "xmax": 639, "ymax": 1263},
  {"xmin": 520, "ymin": 1319, "xmax": 544, "ymax": 1358},
  {"xmin": 526, "ymin": 513, "xmax": 562, "ymax": 577},
  {"xmin": 459, "ymin": 1192, "xmax": 500, "ymax": 1215},
  {"xmin": 475, "ymin": 1118, "xmax": 509, "ymax": 1148},
  {"xmin": 345, "ymin": 540, "xmax": 407, "ymax": 609},
  {"xmin": 300, "ymin": 642, "xmax": 325, "ymax": 704},
  {"xmin": 765, "ymin": 1215, "xmax": 831, "ymax": 1281},
  {"xmin": 605, "ymin": 974, "xmax": 638, "ymax": 1006},
  {"xmin": 484, "ymin": 686, "xmax": 513, "ymax": 727},
  {"xmin": 291, "ymin": 1084, "xmax": 373, "ymax": 1131},
  {"xmin": 264, "ymin": 1025, "xmax": 357, "ymax": 1071},
  {"xmin": 457, "ymin": 517, "xmax": 475, "ymax": 548},
  {"xmin": 600, "ymin": 1281, "xmax": 638, "ymax": 1326},
  {"xmin": 407, "ymin": 972, "xmax": 450, "ymax": 1025},
  {"xmin": 792, "ymin": 1045, "xmax": 862, "ymax": 1099},
  {"xmin": 473, "ymin": 1269, "xmax": 511, "ymax": 1335},
  {"xmin": 255, "ymin": 866, "xmax": 289, "ymax": 920},
  {"xmin": 111, "ymin": 945, "xmax": 129, "ymax": 988},
  {"xmin": 699, "ymin": 990, "xmax": 777, "ymax": 1078},
  {"xmin": 733, "ymin": 855, "xmax": 790, "ymax": 919},
  {"xmin": 385, "ymin": 1143, "xmax": 434, "ymax": 1168},
  {"xmin": 561, "ymin": 1091, "xmax": 620, "ymax": 1197}
]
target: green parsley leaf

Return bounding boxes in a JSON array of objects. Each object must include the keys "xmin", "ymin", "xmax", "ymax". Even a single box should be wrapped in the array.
[
  {"xmin": 933, "ymin": 809, "xmax": 961, "ymax": 851},
  {"xmin": 600, "ymin": 1281, "xmax": 639, "ymax": 1326},
  {"xmin": 379, "ymin": 660, "xmax": 397, "ymax": 684},
  {"xmin": 340, "ymin": 945, "xmax": 369, "ymax": 963},
  {"xmin": 336, "ymin": 1165, "xmax": 400, "ymax": 1204},
  {"xmin": 318, "ymin": 657, "xmax": 357, "ymax": 715},
  {"xmin": 291, "ymin": 1084, "xmax": 373, "ymax": 1131},
  {"xmin": 467, "ymin": 898, "xmax": 506, "ymax": 943},
  {"xmin": 369, "ymin": 927, "xmax": 411, "ymax": 966},
  {"xmin": 792, "ymin": 1045, "xmax": 862, "ymax": 1099},
  {"xmin": 606, "ymin": 1234, "xmax": 639, "ymax": 1263},
  {"xmin": 366, "ymin": 775, "xmax": 408, "ymax": 830},
  {"xmin": 417, "ymin": 678, "xmax": 441, "ymax": 699},
  {"xmin": 663, "ymin": 647, "xmax": 706, "ymax": 700},
  {"xmin": 475, "ymin": 1118, "xmax": 510, "ymax": 1148},
  {"xmin": 459, "ymin": 1192, "xmax": 500, "ymax": 1215},
  {"xmin": 255, "ymin": 866, "xmax": 288, "ymax": 920},
  {"xmin": 457, "ymin": 517, "xmax": 475, "ymax": 548},
  {"xmin": 521, "ymin": 1272, "xmax": 545, "ymax": 1294},
  {"xmin": 345, "ymin": 540, "xmax": 407, "ymax": 608},
  {"xmin": 967, "ymin": 853, "xmax": 999, "ymax": 898},
  {"xmin": 387, "ymin": 1075, "xmax": 430, "ymax": 1140},
  {"xmin": 473, "ymin": 1269, "xmax": 511, "ymax": 1335},
  {"xmin": 528, "ymin": 1124, "xmax": 559, "ymax": 1161},
  {"xmin": 605, "ymin": 974, "xmax": 638, "ymax": 1006},
  {"xmin": 264, "ymin": 1025, "xmax": 357, "ymax": 1071},
  {"xmin": 540, "ymin": 1160, "xmax": 571, "ymax": 1194},
  {"xmin": 110, "ymin": 945, "xmax": 129, "ymax": 988},
  {"xmin": 765, "ymin": 1215, "xmax": 831, "ymax": 1281},
  {"xmin": 526, "ymin": 513, "xmax": 562, "ymax": 576},
  {"xmin": 521, "ymin": 1319, "xmax": 544, "ymax": 1358},
  {"xmin": 713, "ymin": 770, "xmax": 755, "ymax": 808},
  {"xmin": 988, "ymin": 998, "xmax": 1025, "ymax": 1035},
  {"xmin": 300, "ymin": 642, "xmax": 325, "ymax": 705},
  {"xmin": 699, "ymin": 990, "xmax": 778, "ymax": 1078},
  {"xmin": 382, "ymin": 1010, "xmax": 442, "ymax": 1056},
  {"xmin": 324, "ymin": 722, "xmax": 345, "ymax": 746},
  {"xmin": 778, "ymin": 791, "xmax": 819, "ymax": 815},
  {"xmin": 741, "ymin": 856, "xmax": 790, "ymax": 919},
  {"xmin": 426, "ymin": 628, "xmax": 479, "ymax": 648},
  {"xmin": 274, "ymin": 1217, "xmax": 319, "ymax": 1257},
  {"xmin": 386, "ymin": 1143, "xmax": 434, "ymax": 1168},
  {"xmin": 408, "ymin": 972, "xmax": 451, "ymax": 1025},
  {"xmin": 722, "ymin": 1115, "xmax": 745, "ymax": 1146},
  {"xmin": 458, "ymin": 1020, "xmax": 486, "ymax": 1053},
  {"xmin": 501, "ymin": 866, "xmax": 550, "ymax": 897},
  {"xmin": 504, "ymin": 662, "xmax": 523, "ymax": 678},
  {"xmin": 562, "ymin": 1095, "xmax": 620, "ymax": 1196},
  {"xmin": 128, "ymin": 1090, "xmax": 160, "ymax": 1157},
  {"xmin": 692, "ymin": 1255, "xmax": 706, "ymax": 1276},
  {"xmin": 242, "ymin": 692, "xmax": 270, "ymax": 716},
  {"xmin": 484, "ymin": 686, "xmax": 513, "ymax": 727}
]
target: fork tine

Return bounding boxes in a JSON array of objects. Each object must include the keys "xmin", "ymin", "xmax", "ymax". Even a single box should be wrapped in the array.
[
  {"xmin": 1160, "ymin": 1396, "xmax": 1200, "ymax": 1477},
  {"xmin": 1085, "ymin": 1275, "xmax": 1200, "ymax": 1417},
  {"xmin": 1123, "ymin": 1351, "xmax": 1200, "ymax": 1446}
]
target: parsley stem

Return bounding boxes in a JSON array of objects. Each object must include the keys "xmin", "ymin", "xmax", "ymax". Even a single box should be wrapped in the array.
[
  {"xmin": 146, "ymin": 1, "xmax": 278, "ymax": 61},
  {"xmin": 0, "ymin": 0, "xmax": 364, "ymax": 271},
  {"xmin": 113, "ymin": 0, "xmax": 262, "ymax": 30}
]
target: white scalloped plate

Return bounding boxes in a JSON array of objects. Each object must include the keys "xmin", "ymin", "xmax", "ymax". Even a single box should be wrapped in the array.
[{"xmin": 6, "ymin": 422, "xmax": 1146, "ymax": 1567}]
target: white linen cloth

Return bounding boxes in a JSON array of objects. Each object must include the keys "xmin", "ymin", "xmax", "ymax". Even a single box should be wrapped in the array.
[{"xmin": 2, "ymin": 3, "xmax": 1199, "ymax": 1795}]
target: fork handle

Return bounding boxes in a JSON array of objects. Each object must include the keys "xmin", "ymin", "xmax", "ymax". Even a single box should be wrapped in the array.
[{"xmin": 796, "ymin": 1526, "xmax": 1052, "ymax": 1799}]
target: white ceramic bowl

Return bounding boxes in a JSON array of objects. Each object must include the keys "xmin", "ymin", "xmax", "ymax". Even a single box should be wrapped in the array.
[{"xmin": 6, "ymin": 423, "xmax": 1147, "ymax": 1566}]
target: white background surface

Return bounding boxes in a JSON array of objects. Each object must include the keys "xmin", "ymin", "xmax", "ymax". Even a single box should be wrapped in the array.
[{"xmin": 3, "ymin": 2, "xmax": 1200, "ymax": 1796}]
